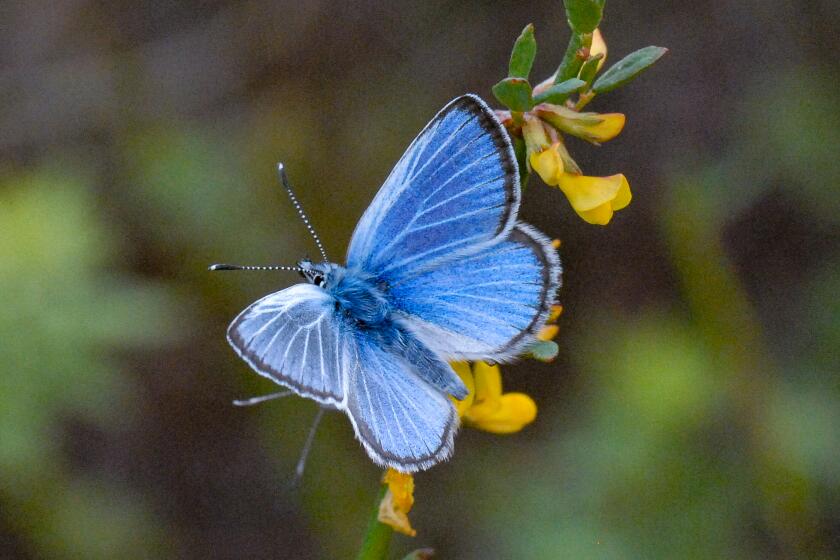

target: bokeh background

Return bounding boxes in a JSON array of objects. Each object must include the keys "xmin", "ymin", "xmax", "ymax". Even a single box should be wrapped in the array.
[{"xmin": 2, "ymin": 1, "xmax": 839, "ymax": 558}]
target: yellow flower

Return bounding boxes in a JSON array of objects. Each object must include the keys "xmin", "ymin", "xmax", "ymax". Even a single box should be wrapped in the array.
[
  {"xmin": 590, "ymin": 28, "xmax": 607, "ymax": 71},
  {"xmin": 529, "ymin": 144, "xmax": 632, "ymax": 225},
  {"xmin": 529, "ymin": 145, "xmax": 564, "ymax": 186},
  {"xmin": 537, "ymin": 105, "xmax": 625, "ymax": 144},
  {"xmin": 537, "ymin": 303, "xmax": 563, "ymax": 341},
  {"xmin": 558, "ymin": 173, "xmax": 631, "ymax": 225},
  {"xmin": 450, "ymin": 362, "xmax": 537, "ymax": 434},
  {"xmin": 378, "ymin": 468, "xmax": 416, "ymax": 536}
]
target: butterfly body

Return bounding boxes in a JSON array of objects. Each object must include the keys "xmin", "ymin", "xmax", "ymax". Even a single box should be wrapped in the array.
[
  {"xmin": 222, "ymin": 94, "xmax": 560, "ymax": 472},
  {"xmin": 297, "ymin": 259, "xmax": 469, "ymax": 400}
]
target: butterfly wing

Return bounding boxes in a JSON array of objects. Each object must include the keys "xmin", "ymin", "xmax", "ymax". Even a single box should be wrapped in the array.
[
  {"xmin": 391, "ymin": 223, "xmax": 561, "ymax": 361},
  {"xmin": 344, "ymin": 334, "xmax": 458, "ymax": 472},
  {"xmin": 227, "ymin": 284, "xmax": 348, "ymax": 406},
  {"xmin": 228, "ymin": 283, "xmax": 457, "ymax": 471},
  {"xmin": 346, "ymin": 94, "xmax": 520, "ymax": 283}
]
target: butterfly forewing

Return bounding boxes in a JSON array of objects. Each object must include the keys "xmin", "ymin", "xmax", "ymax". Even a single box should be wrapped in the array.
[
  {"xmin": 346, "ymin": 95, "xmax": 520, "ymax": 283},
  {"xmin": 227, "ymin": 284, "xmax": 348, "ymax": 405}
]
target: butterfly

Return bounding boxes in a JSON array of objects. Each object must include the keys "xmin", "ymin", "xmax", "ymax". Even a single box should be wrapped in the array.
[{"xmin": 213, "ymin": 95, "xmax": 561, "ymax": 472}]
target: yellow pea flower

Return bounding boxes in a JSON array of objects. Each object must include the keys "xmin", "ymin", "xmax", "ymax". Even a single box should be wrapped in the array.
[
  {"xmin": 591, "ymin": 28, "xmax": 607, "ymax": 71},
  {"xmin": 450, "ymin": 361, "xmax": 537, "ymax": 434},
  {"xmin": 529, "ymin": 144, "xmax": 632, "ymax": 225},
  {"xmin": 538, "ymin": 304, "xmax": 563, "ymax": 341},
  {"xmin": 529, "ymin": 145, "xmax": 564, "ymax": 186},
  {"xmin": 557, "ymin": 172, "xmax": 631, "ymax": 225},
  {"xmin": 378, "ymin": 468, "xmax": 416, "ymax": 536},
  {"xmin": 537, "ymin": 105, "xmax": 625, "ymax": 144}
]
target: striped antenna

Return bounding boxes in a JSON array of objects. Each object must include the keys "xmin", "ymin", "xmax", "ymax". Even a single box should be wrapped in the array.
[
  {"xmin": 277, "ymin": 163, "xmax": 329, "ymax": 262},
  {"xmin": 208, "ymin": 264, "xmax": 304, "ymax": 272}
]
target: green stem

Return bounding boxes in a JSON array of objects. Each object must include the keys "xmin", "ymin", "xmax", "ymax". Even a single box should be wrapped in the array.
[
  {"xmin": 553, "ymin": 32, "xmax": 592, "ymax": 84},
  {"xmin": 355, "ymin": 485, "xmax": 393, "ymax": 560}
]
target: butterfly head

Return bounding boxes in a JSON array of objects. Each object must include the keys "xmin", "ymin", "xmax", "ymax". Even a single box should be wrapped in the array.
[{"xmin": 297, "ymin": 258, "xmax": 334, "ymax": 288}]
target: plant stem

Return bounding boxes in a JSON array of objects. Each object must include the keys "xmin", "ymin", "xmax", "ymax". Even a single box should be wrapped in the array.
[{"xmin": 355, "ymin": 485, "xmax": 393, "ymax": 560}]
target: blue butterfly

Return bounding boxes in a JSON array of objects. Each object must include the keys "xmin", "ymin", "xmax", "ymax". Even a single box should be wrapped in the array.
[{"xmin": 215, "ymin": 95, "xmax": 560, "ymax": 472}]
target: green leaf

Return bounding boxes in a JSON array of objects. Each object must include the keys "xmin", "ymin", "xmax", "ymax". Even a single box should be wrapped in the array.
[
  {"xmin": 492, "ymin": 77, "xmax": 533, "ymax": 112},
  {"xmin": 593, "ymin": 46, "xmax": 668, "ymax": 94},
  {"xmin": 553, "ymin": 31, "xmax": 591, "ymax": 84},
  {"xmin": 532, "ymin": 78, "xmax": 586, "ymax": 105},
  {"xmin": 508, "ymin": 24, "xmax": 537, "ymax": 79},
  {"xmin": 578, "ymin": 53, "xmax": 604, "ymax": 85},
  {"xmin": 564, "ymin": 0, "xmax": 605, "ymax": 34},
  {"xmin": 529, "ymin": 340, "xmax": 559, "ymax": 362}
]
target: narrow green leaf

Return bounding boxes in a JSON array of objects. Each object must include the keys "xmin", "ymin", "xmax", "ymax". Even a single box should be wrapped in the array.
[
  {"xmin": 564, "ymin": 0, "xmax": 605, "ymax": 34},
  {"xmin": 532, "ymin": 78, "xmax": 586, "ymax": 105},
  {"xmin": 578, "ymin": 53, "xmax": 604, "ymax": 85},
  {"xmin": 553, "ymin": 31, "xmax": 592, "ymax": 84},
  {"xmin": 593, "ymin": 46, "xmax": 668, "ymax": 94},
  {"xmin": 492, "ymin": 77, "xmax": 533, "ymax": 112},
  {"xmin": 529, "ymin": 340, "xmax": 559, "ymax": 362},
  {"xmin": 508, "ymin": 24, "xmax": 537, "ymax": 79}
]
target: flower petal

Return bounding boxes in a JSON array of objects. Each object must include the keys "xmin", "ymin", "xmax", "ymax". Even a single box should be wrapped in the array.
[
  {"xmin": 529, "ymin": 147, "xmax": 563, "ymax": 186},
  {"xmin": 379, "ymin": 469, "xmax": 416, "ymax": 536},
  {"xmin": 557, "ymin": 173, "xmax": 624, "ymax": 212},
  {"xmin": 611, "ymin": 174, "xmax": 632, "ymax": 210},
  {"xmin": 378, "ymin": 489, "xmax": 416, "ymax": 536},
  {"xmin": 537, "ymin": 324, "xmax": 559, "ymax": 341},
  {"xmin": 591, "ymin": 29, "xmax": 607, "ymax": 70},
  {"xmin": 578, "ymin": 202, "xmax": 614, "ymax": 225},
  {"xmin": 585, "ymin": 113, "xmax": 625, "ymax": 143},
  {"xmin": 473, "ymin": 393, "xmax": 538, "ymax": 434},
  {"xmin": 473, "ymin": 361, "xmax": 503, "ymax": 400},
  {"xmin": 383, "ymin": 469, "xmax": 414, "ymax": 512},
  {"xmin": 449, "ymin": 361, "xmax": 475, "ymax": 415}
]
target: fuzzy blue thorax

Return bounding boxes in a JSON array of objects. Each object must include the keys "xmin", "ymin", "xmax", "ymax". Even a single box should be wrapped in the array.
[
  {"xmin": 297, "ymin": 259, "xmax": 468, "ymax": 399},
  {"xmin": 298, "ymin": 260, "xmax": 391, "ymax": 326}
]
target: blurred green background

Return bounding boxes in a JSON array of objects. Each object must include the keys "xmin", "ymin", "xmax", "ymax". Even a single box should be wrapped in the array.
[{"xmin": 1, "ymin": 1, "xmax": 838, "ymax": 558}]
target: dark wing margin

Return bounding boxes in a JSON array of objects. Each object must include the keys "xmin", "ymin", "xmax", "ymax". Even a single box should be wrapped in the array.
[
  {"xmin": 346, "ymin": 94, "xmax": 522, "ymax": 282},
  {"xmin": 227, "ymin": 284, "xmax": 348, "ymax": 406},
  {"xmin": 392, "ymin": 221, "xmax": 561, "ymax": 362}
]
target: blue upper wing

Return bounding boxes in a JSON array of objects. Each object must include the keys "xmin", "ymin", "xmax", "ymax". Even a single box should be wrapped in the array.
[
  {"xmin": 391, "ymin": 223, "xmax": 561, "ymax": 361},
  {"xmin": 227, "ymin": 284, "xmax": 349, "ymax": 406},
  {"xmin": 346, "ymin": 95, "xmax": 520, "ymax": 283},
  {"xmin": 344, "ymin": 333, "xmax": 458, "ymax": 472}
]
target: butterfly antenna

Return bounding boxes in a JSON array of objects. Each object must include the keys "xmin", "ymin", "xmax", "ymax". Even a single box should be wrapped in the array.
[
  {"xmin": 232, "ymin": 390, "xmax": 293, "ymax": 407},
  {"xmin": 293, "ymin": 406, "xmax": 326, "ymax": 484},
  {"xmin": 208, "ymin": 264, "xmax": 304, "ymax": 272},
  {"xmin": 277, "ymin": 162, "xmax": 329, "ymax": 262}
]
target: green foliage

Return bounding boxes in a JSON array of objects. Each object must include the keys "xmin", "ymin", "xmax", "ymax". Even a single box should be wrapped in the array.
[
  {"xmin": 508, "ymin": 24, "xmax": 537, "ymax": 79},
  {"xmin": 0, "ymin": 168, "xmax": 178, "ymax": 558},
  {"xmin": 564, "ymin": 0, "xmax": 605, "ymax": 34},
  {"xmin": 577, "ymin": 54, "xmax": 603, "ymax": 85},
  {"xmin": 593, "ymin": 46, "xmax": 669, "ymax": 94},
  {"xmin": 553, "ymin": 31, "xmax": 591, "ymax": 84},
  {"xmin": 492, "ymin": 77, "xmax": 533, "ymax": 112},
  {"xmin": 532, "ymin": 78, "xmax": 586, "ymax": 105}
]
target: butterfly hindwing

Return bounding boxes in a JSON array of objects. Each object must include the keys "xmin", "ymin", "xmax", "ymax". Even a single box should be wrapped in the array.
[
  {"xmin": 346, "ymin": 95, "xmax": 520, "ymax": 283},
  {"xmin": 227, "ymin": 284, "xmax": 348, "ymax": 406},
  {"xmin": 391, "ymin": 223, "xmax": 561, "ymax": 361},
  {"xmin": 344, "ymin": 334, "xmax": 458, "ymax": 471}
]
